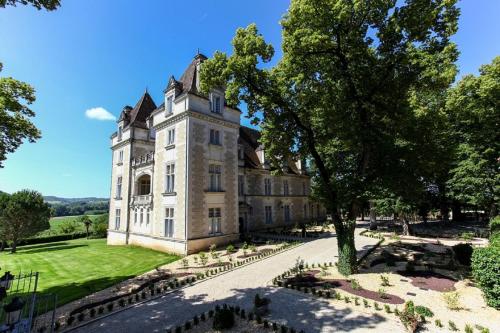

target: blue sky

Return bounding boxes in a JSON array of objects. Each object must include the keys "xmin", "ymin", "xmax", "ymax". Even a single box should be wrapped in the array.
[{"xmin": 0, "ymin": 0, "xmax": 499, "ymax": 198}]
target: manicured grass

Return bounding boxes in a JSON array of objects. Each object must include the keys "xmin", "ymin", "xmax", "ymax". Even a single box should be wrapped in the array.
[{"xmin": 1, "ymin": 238, "xmax": 180, "ymax": 306}]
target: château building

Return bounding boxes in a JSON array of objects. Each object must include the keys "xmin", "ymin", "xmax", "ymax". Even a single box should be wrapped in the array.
[{"xmin": 107, "ymin": 53, "xmax": 326, "ymax": 254}]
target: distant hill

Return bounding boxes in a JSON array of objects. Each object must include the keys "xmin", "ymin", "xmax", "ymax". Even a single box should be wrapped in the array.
[{"xmin": 43, "ymin": 196, "xmax": 109, "ymax": 204}]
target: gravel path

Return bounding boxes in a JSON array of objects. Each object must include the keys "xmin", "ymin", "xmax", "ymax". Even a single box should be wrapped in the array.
[{"xmin": 71, "ymin": 231, "xmax": 405, "ymax": 333}]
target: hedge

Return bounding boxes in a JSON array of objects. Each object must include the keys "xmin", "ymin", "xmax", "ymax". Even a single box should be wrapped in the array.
[
  {"xmin": 471, "ymin": 244, "xmax": 500, "ymax": 309},
  {"xmin": 15, "ymin": 232, "xmax": 91, "ymax": 247}
]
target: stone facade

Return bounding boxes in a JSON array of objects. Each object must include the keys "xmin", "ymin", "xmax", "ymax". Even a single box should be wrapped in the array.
[{"xmin": 107, "ymin": 54, "xmax": 326, "ymax": 255}]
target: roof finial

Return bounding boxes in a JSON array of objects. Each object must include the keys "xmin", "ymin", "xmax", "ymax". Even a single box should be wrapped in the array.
[
  {"xmin": 197, "ymin": 48, "xmax": 200, "ymax": 55},
  {"xmin": 145, "ymin": 86, "xmax": 148, "ymax": 94}
]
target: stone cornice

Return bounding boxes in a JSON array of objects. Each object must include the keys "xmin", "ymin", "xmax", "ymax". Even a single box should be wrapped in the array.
[
  {"xmin": 154, "ymin": 110, "xmax": 240, "ymax": 131},
  {"xmin": 111, "ymin": 138, "xmax": 131, "ymax": 150}
]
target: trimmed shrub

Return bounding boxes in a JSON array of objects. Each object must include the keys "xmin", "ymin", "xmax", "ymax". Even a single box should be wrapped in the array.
[
  {"xmin": 452, "ymin": 243, "xmax": 473, "ymax": 266},
  {"xmin": 415, "ymin": 305, "xmax": 433, "ymax": 318},
  {"xmin": 212, "ymin": 308, "xmax": 234, "ymax": 330},
  {"xmin": 472, "ymin": 245, "xmax": 500, "ymax": 309}
]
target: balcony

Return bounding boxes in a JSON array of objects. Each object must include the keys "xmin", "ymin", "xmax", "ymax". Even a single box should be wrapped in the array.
[
  {"xmin": 132, "ymin": 194, "xmax": 152, "ymax": 206},
  {"xmin": 131, "ymin": 152, "xmax": 154, "ymax": 167}
]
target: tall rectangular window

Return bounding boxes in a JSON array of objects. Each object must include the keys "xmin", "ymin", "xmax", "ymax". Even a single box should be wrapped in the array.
[
  {"xmin": 134, "ymin": 209, "xmax": 138, "ymax": 224},
  {"xmin": 118, "ymin": 150, "xmax": 124, "ymax": 163},
  {"xmin": 284, "ymin": 205, "xmax": 291, "ymax": 223},
  {"xmin": 211, "ymin": 94, "xmax": 222, "ymax": 114},
  {"xmin": 209, "ymin": 129, "xmax": 221, "ymax": 145},
  {"xmin": 167, "ymin": 128, "xmax": 175, "ymax": 145},
  {"xmin": 146, "ymin": 209, "xmax": 150, "ymax": 224},
  {"xmin": 115, "ymin": 209, "xmax": 121, "ymax": 230},
  {"xmin": 116, "ymin": 177, "xmax": 122, "ymax": 199},
  {"xmin": 164, "ymin": 207, "xmax": 174, "ymax": 237},
  {"xmin": 165, "ymin": 163, "xmax": 175, "ymax": 193},
  {"xmin": 209, "ymin": 164, "xmax": 222, "ymax": 191},
  {"xmin": 166, "ymin": 96, "xmax": 173, "ymax": 114},
  {"xmin": 265, "ymin": 206, "xmax": 272, "ymax": 224},
  {"xmin": 209, "ymin": 208, "xmax": 221, "ymax": 234},
  {"xmin": 264, "ymin": 178, "xmax": 272, "ymax": 195},
  {"xmin": 238, "ymin": 175, "xmax": 244, "ymax": 195},
  {"xmin": 140, "ymin": 208, "xmax": 143, "ymax": 224},
  {"xmin": 118, "ymin": 126, "xmax": 123, "ymax": 141},
  {"xmin": 283, "ymin": 180, "xmax": 289, "ymax": 196}
]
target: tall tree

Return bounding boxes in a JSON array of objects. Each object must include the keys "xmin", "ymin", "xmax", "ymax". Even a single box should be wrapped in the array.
[
  {"xmin": 0, "ymin": 190, "xmax": 51, "ymax": 253},
  {"xmin": 0, "ymin": 0, "xmax": 60, "ymax": 10},
  {"xmin": 0, "ymin": 63, "xmax": 41, "ymax": 167},
  {"xmin": 77, "ymin": 215, "xmax": 93, "ymax": 239},
  {"xmin": 200, "ymin": 0, "xmax": 459, "ymax": 274},
  {"xmin": 446, "ymin": 56, "xmax": 500, "ymax": 218}
]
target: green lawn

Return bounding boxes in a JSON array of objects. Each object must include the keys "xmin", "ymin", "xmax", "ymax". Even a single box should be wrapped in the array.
[
  {"xmin": 0, "ymin": 238, "xmax": 180, "ymax": 306},
  {"xmin": 35, "ymin": 214, "xmax": 106, "ymax": 237}
]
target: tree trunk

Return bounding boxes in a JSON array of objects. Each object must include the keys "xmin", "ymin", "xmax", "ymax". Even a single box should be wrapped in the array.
[
  {"xmin": 0, "ymin": 240, "xmax": 5, "ymax": 252},
  {"xmin": 369, "ymin": 201, "xmax": 377, "ymax": 230},
  {"xmin": 440, "ymin": 204, "xmax": 449, "ymax": 223},
  {"xmin": 490, "ymin": 204, "xmax": 498, "ymax": 219},
  {"xmin": 402, "ymin": 218, "xmax": 412, "ymax": 236},
  {"xmin": 336, "ymin": 220, "xmax": 357, "ymax": 276},
  {"xmin": 10, "ymin": 240, "xmax": 17, "ymax": 254}
]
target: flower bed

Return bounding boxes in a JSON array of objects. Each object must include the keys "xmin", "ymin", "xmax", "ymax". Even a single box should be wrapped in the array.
[{"xmin": 397, "ymin": 271, "xmax": 456, "ymax": 292}]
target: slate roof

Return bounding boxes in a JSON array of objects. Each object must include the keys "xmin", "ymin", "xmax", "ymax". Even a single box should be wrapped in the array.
[{"xmin": 120, "ymin": 91, "xmax": 157, "ymax": 129}]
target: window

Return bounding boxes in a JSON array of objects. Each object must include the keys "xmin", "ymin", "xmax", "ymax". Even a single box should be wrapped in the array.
[
  {"xmin": 166, "ymin": 95, "xmax": 173, "ymax": 114},
  {"xmin": 149, "ymin": 127, "xmax": 156, "ymax": 139},
  {"xmin": 283, "ymin": 180, "xmax": 289, "ymax": 196},
  {"xmin": 284, "ymin": 205, "xmax": 291, "ymax": 223},
  {"xmin": 118, "ymin": 150, "xmax": 124, "ymax": 163},
  {"xmin": 164, "ymin": 207, "xmax": 174, "ymax": 237},
  {"xmin": 165, "ymin": 163, "xmax": 175, "ymax": 193},
  {"xmin": 265, "ymin": 206, "xmax": 272, "ymax": 224},
  {"xmin": 134, "ymin": 209, "xmax": 138, "ymax": 224},
  {"xmin": 264, "ymin": 178, "xmax": 272, "ymax": 195},
  {"xmin": 146, "ymin": 209, "xmax": 150, "ymax": 224},
  {"xmin": 238, "ymin": 175, "xmax": 244, "ymax": 195},
  {"xmin": 138, "ymin": 175, "xmax": 151, "ymax": 195},
  {"xmin": 209, "ymin": 208, "xmax": 221, "ymax": 234},
  {"xmin": 118, "ymin": 126, "xmax": 123, "ymax": 141},
  {"xmin": 209, "ymin": 129, "xmax": 221, "ymax": 145},
  {"xmin": 209, "ymin": 164, "xmax": 222, "ymax": 191},
  {"xmin": 116, "ymin": 177, "xmax": 122, "ymax": 199},
  {"xmin": 167, "ymin": 128, "xmax": 175, "ymax": 145},
  {"xmin": 115, "ymin": 209, "xmax": 121, "ymax": 230},
  {"xmin": 210, "ymin": 94, "xmax": 222, "ymax": 114},
  {"xmin": 140, "ymin": 208, "xmax": 143, "ymax": 224}
]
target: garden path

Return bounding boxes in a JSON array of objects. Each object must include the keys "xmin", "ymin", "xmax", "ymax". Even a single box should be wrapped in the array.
[{"xmin": 71, "ymin": 230, "xmax": 405, "ymax": 333}]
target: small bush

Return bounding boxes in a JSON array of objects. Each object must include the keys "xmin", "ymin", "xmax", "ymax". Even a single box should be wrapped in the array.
[
  {"xmin": 363, "ymin": 299, "xmax": 369, "ymax": 307},
  {"xmin": 414, "ymin": 305, "xmax": 433, "ymax": 318},
  {"xmin": 378, "ymin": 288, "xmax": 388, "ymax": 299},
  {"xmin": 453, "ymin": 243, "xmax": 473, "ymax": 266},
  {"xmin": 464, "ymin": 324, "xmax": 473, "ymax": 333},
  {"xmin": 449, "ymin": 320, "xmax": 458, "ymax": 331},
  {"xmin": 380, "ymin": 275, "xmax": 390, "ymax": 286},
  {"xmin": 384, "ymin": 305, "xmax": 391, "ymax": 313},
  {"xmin": 435, "ymin": 319, "xmax": 443, "ymax": 328},
  {"xmin": 213, "ymin": 308, "xmax": 234, "ymax": 330},
  {"xmin": 443, "ymin": 291, "xmax": 462, "ymax": 310},
  {"xmin": 398, "ymin": 301, "xmax": 422, "ymax": 333},
  {"xmin": 471, "ymin": 245, "xmax": 500, "ymax": 309},
  {"xmin": 350, "ymin": 279, "xmax": 361, "ymax": 290}
]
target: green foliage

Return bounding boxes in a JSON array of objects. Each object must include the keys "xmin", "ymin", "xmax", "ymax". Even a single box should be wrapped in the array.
[
  {"xmin": 212, "ymin": 308, "xmax": 234, "ymax": 330},
  {"xmin": 0, "ymin": 190, "xmax": 51, "ymax": 252},
  {"xmin": 490, "ymin": 216, "xmax": 500, "ymax": 234},
  {"xmin": 464, "ymin": 324, "xmax": 474, "ymax": 333},
  {"xmin": 0, "ymin": 64, "xmax": 41, "ymax": 167},
  {"xmin": 92, "ymin": 214, "xmax": 108, "ymax": 238},
  {"xmin": 200, "ymin": 0, "xmax": 459, "ymax": 275},
  {"xmin": 449, "ymin": 320, "xmax": 458, "ymax": 331},
  {"xmin": 59, "ymin": 220, "xmax": 79, "ymax": 234},
  {"xmin": 350, "ymin": 279, "xmax": 361, "ymax": 290},
  {"xmin": 435, "ymin": 319, "xmax": 443, "ymax": 328},
  {"xmin": 414, "ymin": 306, "xmax": 433, "ymax": 318},
  {"xmin": 0, "ymin": 0, "xmax": 60, "ymax": 10},
  {"xmin": 471, "ymin": 245, "xmax": 500, "ymax": 309},
  {"xmin": 398, "ymin": 301, "xmax": 422, "ymax": 333},
  {"xmin": 446, "ymin": 57, "xmax": 500, "ymax": 216},
  {"xmin": 380, "ymin": 275, "xmax": 390, "ymax": 287},
  {"xmin": 442, "ymin": 291, "xmax": 462, "ymax": 310},
  {"xmin": 226, "ymin": 244, "xmax": 235, "ymax": 254}
]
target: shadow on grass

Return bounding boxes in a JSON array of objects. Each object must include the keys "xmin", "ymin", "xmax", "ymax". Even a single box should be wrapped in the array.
[
  {"xmin": 18, "ymin": 244, "xmax": 89, "ymax": 255},
  {"xmin": 43, "ymin": 275, "xmax": 136, "ymax": 308}
]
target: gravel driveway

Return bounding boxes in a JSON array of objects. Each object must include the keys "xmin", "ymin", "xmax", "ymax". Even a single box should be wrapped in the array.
[{"xmin": 71, "ymin": 230, "xmax": 405, "ymax": 333}]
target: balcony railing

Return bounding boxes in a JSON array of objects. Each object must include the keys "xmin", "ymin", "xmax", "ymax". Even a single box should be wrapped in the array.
[
  {"xmin": 132, "ymin": 194, "xmax": 152, "ymax": 206},
  {"xmin": 131, "ymin": 152, "xmax": 154, "ymax": 167}
]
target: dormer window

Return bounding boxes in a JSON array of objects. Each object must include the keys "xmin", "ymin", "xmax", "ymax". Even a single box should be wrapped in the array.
[
  {"xmin": 166, "ymin": 95, "xmax": 173, "ymax": 115},
  {"xmin": 210, "ymin": 94, "xmax": 222, "ymax": 114},
  {"xmin": 118, "ymin": 126, "xmax": 123, "ymax": 141}
]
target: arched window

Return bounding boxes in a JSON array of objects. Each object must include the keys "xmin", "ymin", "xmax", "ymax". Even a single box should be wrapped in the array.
[{"xmin": 137, "ymin": 174, "xmax": 151, "ymax": 195}]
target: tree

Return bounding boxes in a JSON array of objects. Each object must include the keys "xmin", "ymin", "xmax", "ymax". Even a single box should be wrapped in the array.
[
  {"xmin": 77, "ymin": 215, "xmax": 92, "ymax": 239},
  {"xmin": 446, "ymin": 57, "xmax": 500, "ymax": 218},
  {"xmin": 0, "ymin": 190, "xmax": 51, "ymax": 253},
  {"xmin": 0, "ymin": 0, "xmax": 60, "ymax": 10},
  {"xmin": 0, "ymin": 191, "xmax": 10, "ymax": 251},
  {"xmin": 0, "ymin": 63, "xmax": 41, "ymax": 167},
  {"xmin": 200, "ymin": 0, "xmax": 459, "ymax": 274}
]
